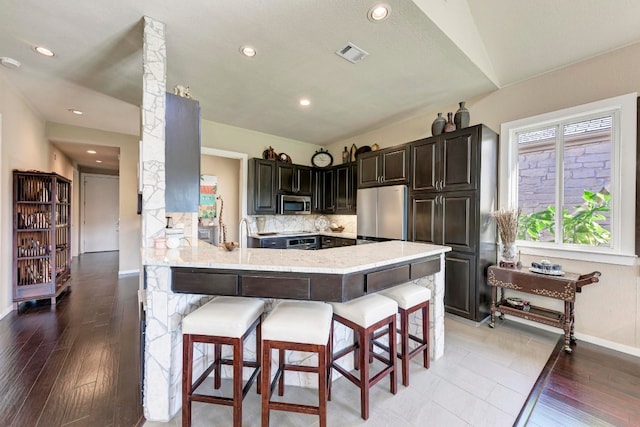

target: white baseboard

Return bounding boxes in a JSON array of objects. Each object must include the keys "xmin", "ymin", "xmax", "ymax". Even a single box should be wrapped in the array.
[
  {"xmin": 505, "ymin": 315, "xmax": 640, "ymax": 358},
  {"xmin": 0, "ymin": 305, "xmax": 13, "ymax": 320},
  {"xmin": 118, "ymin": 269, "xmax": 140, "ymax": 277}
]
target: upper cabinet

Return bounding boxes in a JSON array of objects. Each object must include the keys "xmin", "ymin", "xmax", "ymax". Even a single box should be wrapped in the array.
[
  {"xmin": 411, "ymin": 128, "xmax": 478, "ymax": 193},
  {"xmin": 358, "ymin": 145, "xmax": 410, "ymax": 188},
  {"xmin": 248, "ymin": 159, "xmax": 277, "ymax": 214},
  {"xmin": 165, "ymin": 93, "xmax": 201, "ymax": 212},
  {"xmin": 276, "ymin": 163, "xmax": 313, "ymax": 195},
  {"xmin": 318, "ymin": 163, "xmax": 357, "ymax": 214}
]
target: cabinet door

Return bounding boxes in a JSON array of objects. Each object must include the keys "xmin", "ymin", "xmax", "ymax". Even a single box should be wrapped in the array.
[
  {"xmin": 260, "ymin": 237, "xmax": 287, "ymax": 249},
  {"xmin": 311, "ymin": 170, "xmax": 322, "ymax": 213},
  {"xmin": 410, "ymin": 193, "xmax": 438, "ymax": 245},
  {"xmin": 296, "ymin": 166, "xmax": 314, "ymax": 194},
  {"xmin": 411, "ymin": 138, "xmax": 438, "ymax": 192},
  {"xmin": 441, "ymin": 128, "xmax": 478, "ymax": 192},
  {"xmin": 441, "ymin": 191, "xmax": 476, "ymax": 253},
  {"xmin": 358, "ymin": 153, "xmax": 380, "ymax": 188},
  {"xmin": 381, "ymin": 146, "xmax": 409, "ymax": 185},
  {"xmin": 335, "ymin": 165, "xmax": 354, "ymax": 213},
  {"xmin": 321, "ymin": 169, "xmax": 335, "ymax": 213},
  {"xmin": 165, "ymin": 93, "xmax": 201, "ymax": 212},
  {"xmin": 249, "ymin": 160, "xmax": 277, "ymax": 214},
  {"xmin": 444, "ymin": 252, "xmax": 476, "ymax": 319},
  {"xmin": 276, "ymin": 163, "xmax": 295, "ymax": 193}
]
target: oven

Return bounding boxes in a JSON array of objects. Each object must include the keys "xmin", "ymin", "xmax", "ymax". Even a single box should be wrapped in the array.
[{"xmin": 285, "ymin": 236, "xmax": 318, "ymax": 250}]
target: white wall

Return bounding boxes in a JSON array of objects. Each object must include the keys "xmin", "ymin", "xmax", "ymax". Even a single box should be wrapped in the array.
[
  {"xmin": 0, "ymin": 71, "xmax": 74, "ymax": 316},
  {"xmin": 328, "ymin": 41, "xmax": 640, "ymax": 354}
]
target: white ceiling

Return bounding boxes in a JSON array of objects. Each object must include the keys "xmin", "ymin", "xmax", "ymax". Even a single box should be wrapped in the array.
[{"xmin": 2, "ymin": 0, "xmax": 640, "ymax": 171}]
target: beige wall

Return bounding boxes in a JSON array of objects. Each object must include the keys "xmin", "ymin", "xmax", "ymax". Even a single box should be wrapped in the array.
[
  {"xmin": 46, "ymin": 123, "xmax": 140, "ymax": 275},
  {"xmin": 329, "ymin": 42, "xmax": 640, "ymax": 354},
  {"xmin": 200, "ymin": 155, "xmax": 240, "ymax": 242},
  {"xmin": 201, "ymin": 119, "xmax": 322, "ymax": 167},
  {"xmin": 0, "ymin": 71, "xmax": 75, "ymax": 316}
]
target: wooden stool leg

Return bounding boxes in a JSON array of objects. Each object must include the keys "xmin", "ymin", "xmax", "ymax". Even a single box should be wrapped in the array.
[
  {"xmin": 318, "ymin": 345, "xmax": 327, "ymax": 427},
  {"xmin": 388, "ymin": 320, "xmax": 397, "ymax": 395},
  {"xmin": 327, "ymin": 322, "xmax": 333, "ymax": 402},
  {"xmin": 214, "ymin": 343, "xmax": 222, "ymax": 389},
  {"xmin": 359, "ymin": 328, "xmax": 370, "ymax": 420},
  {"xmin": 278, "ymin": 349, "xmax": 285, "ymax": 396},
  {"xmin": 353, "ymin": 330, "xmax": 359, "ymax": 370},
  {"xmin": 261, "ymin": 343, "xmax": 271, "ymax": 427},
  {"xmin": 233, "ymin": 338, "xmax": 243, "ymax": 427},
  {"xmin": 256, "ymin": 320, "xmax": 262, "ymax": 395},
  {"xmin": 423, "ymin": 303, "xmax": 430, "ymax": 369},
  {"xmin": 400, "ymin": 308, "xmax": 410, "ymax": 386},
  {"xmin": 182, "ymin": 334, "xmax": 193, "ymax": 427}
]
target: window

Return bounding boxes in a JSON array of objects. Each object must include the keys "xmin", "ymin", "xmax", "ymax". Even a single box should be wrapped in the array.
[{"xmin": 500, "ymin": 93, "xmax": 637, "ymax": 265}]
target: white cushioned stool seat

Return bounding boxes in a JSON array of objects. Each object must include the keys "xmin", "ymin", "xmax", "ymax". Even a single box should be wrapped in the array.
[
  {"xmin": 263, "ymin": 300, "xmax": 333, "ymax": 345},
  {"xmin": 182, "ymin": 296, "xmax": 265, "ymax": 338},
  {"xmin": 330, "ymin": 293, "xmax": 398, "ymax": 328},
  {"xmin": 379, "ymin": 284, "xmax": 431, "ymax": 310}
]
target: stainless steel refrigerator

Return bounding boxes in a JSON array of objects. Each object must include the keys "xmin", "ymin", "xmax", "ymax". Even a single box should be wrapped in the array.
[{"xmin": 357, "ymin": 185, "xmax": 407, "ymax": 241}]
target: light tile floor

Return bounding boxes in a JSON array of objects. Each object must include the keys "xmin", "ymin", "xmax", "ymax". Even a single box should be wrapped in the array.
[{"xmin": 144, "ymin": 316, "xmax": 558, "ymax": 427}]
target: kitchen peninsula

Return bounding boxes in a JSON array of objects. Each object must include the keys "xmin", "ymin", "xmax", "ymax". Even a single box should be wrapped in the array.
[{"xmin": 141, "ymin": 241, "xmax": 450, "ymax": 421}]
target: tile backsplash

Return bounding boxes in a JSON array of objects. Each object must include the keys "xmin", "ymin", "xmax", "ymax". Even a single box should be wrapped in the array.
[{"xmin": 247, "ymin": 214, "xmax": 356, "ymax": 235}]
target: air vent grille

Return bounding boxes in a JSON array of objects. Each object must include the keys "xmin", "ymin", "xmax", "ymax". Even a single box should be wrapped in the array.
[{"xmin": 335, "ymin": 42, "xmax": 369, "ymax": 64}]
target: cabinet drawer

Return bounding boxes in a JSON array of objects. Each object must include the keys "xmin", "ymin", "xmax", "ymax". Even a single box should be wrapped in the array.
[
  {"xmin": 366, "ymin": 265, "xmax": 410, "ymax": 293},
  {"xmin": 242, "ymin": 275, "xmax": 310, "ymax": 300},
  {"xmin": 172, "ymin": 269, "xmax": 239, "ymax": 295},
  {"xmin": 411, "ymin": 258, "xmax": 440, "ymax": 279}
]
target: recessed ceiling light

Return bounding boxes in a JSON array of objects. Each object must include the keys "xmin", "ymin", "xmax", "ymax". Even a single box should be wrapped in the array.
[
  {"xmin": 299, "ymin": 99, "xmax": 311, "ymax": 107},
  {"xmin": 0, "ymin": 57, "xmax": 21, "ymax": 69},
  {"xmin": 34, "ymin": 46, "xmax": 55, "ymax": 57},
  {"xmin": 96, "ymin": 160, "xmax": 103, "ymax": 163},
  {"xmin": 368, "ymin": 4, "xmax": 391, "ymax": 22},
  {"xmin": 87, "ymin": 150, "xmax": 97, "ymax": 154},
  {"xmin": 240, "ymin": 46, "xmax": 256, "ymax": 57},
  {"xmin": 68, "ymin": 109, "xmax": 83, "ymax": 115}
]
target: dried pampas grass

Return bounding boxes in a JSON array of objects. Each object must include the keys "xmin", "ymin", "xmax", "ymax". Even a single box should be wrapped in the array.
[{"xmin": 491, "ymin": 208, "xmax": 520, "ymax": 244}]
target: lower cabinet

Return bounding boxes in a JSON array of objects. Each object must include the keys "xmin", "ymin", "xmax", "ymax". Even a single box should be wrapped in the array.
[
  {"xmin": 248, "ymin": 236, "xmax": 287, "ymax": 249},
  {"xmin": 444, "ymin": 251, "xmax": 493, "ymax": 321},
  {"xmin": 320, "ymin": 236, "xmax": 356, "ymax": 249}
]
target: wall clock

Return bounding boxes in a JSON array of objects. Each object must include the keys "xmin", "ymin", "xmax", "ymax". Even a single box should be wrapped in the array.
[{"xmin": 311, "ymin": 149, "xmax": 333, "ymax": 168}]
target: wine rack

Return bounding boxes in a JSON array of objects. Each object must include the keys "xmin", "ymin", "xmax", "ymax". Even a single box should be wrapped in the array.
[{"xmin": 13, "ymin": 171, "xmax": 71, "ymax": 307}]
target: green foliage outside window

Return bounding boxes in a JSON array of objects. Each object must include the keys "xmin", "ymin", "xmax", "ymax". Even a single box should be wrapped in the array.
[{"xmin": 517, "ymin": 189, "xmax": 611, "ymax": 245}]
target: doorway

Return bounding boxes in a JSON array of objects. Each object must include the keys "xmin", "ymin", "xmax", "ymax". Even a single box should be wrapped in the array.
[{"xmin": 82, "ymin": 174, "xmax": 119, "ymax": 252}]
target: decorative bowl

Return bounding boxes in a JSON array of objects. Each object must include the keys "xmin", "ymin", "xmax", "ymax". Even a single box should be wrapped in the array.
[
  {"xmin": 222, "ymin": 241, "xmax": 238, "ymax": 252},
  {"xmin": 329, "ymin": 226, "xmax": 344, "ymax": 232}
]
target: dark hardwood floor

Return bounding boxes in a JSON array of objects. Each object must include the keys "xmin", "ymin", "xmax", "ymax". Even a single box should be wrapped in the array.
[
  {"xmin": 0, "ymin": 252, "xmax": 143, "ymax": 427},
  {"xmin": 516, "ymin": 337, "xmax": 640, "ymax": 427}
]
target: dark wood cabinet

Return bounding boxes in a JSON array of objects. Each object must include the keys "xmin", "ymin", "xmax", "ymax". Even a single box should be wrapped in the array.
[
  {"xmin": 13, "ymin": 171, "xmax": 71, "ymax": 307},
  {"xmin": 409, "ymin": 124, "xmax": 497, "ymax": 321},
  {"xmin": 248, "ymin": 159, "xmax": 277, "ymax": 214},
  {"xmin": 320, "ymin": 236, "xmax": 356, "ymax": 249},
  {"xmin": 335, "ymin": 163, "xmax": 356, "ymax": 214},
  {"xmin": 277, "ymin": 164, "xmax": 313, "ymax": 195},
  {"xmin": 358, "ymin": 145, "xmax": 410, "ymax": 188},
  {"xmin": 411, "ymin": 128, "xmax": 477, "ymax": 193},
  {"xmin": 165, "ymin": 92, "xmax": 200, "ymax": 212},
  {"xmin": 318, "ymin": 163, "xmax": 356, "ymax": 214}
]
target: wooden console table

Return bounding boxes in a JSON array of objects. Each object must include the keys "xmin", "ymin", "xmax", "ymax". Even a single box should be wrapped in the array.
[{"xmin": 487, "ymin": 265, "xmax": 600, "ymax": 353}]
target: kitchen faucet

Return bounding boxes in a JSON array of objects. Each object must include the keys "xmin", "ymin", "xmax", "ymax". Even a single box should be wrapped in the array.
[{"xmin": 238, "ymin": 217, "xmax": 251, "ymax": 248}]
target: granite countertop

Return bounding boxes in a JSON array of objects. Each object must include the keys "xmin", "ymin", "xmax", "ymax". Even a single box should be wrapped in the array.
[
  {"xmin": 249, "ymin": 231, "xmax": 357, "ymax": 240},
  {"xmin": 142, "ymin": 240, "xmax": 450, "ymax": 274}
]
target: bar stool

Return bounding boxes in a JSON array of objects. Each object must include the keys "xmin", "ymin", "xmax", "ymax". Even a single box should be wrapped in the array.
[
  {"xmin": 330, "ymin": 293, "xmax": 398, "ymax": 420},
  {"xmin": 378, "ymin": 284, "xmax": 431, "ymax": 386},
  {"xmin": 261, "ymin": 300, "xmax": 333, "ymax": 427},
  {"xmin": 182, "ymin": 296, "xmax": 264, "ymax": 427}
]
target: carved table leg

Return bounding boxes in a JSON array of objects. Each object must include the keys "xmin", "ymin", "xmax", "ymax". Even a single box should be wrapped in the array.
[
  {"xmin": 569, "ymin": 301, "xmax": 577, "ymax": 344},
  {"xmin": 563, "ymin": 301, "xmax": 572, "ymax": 353},
  {"xmin": 489, "ymin": 286, "xmax": 497, "ymax": 328}
]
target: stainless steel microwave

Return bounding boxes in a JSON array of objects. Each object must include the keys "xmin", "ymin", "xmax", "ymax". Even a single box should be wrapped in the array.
[{"xmin": 279, "ymin": 194, "xmax": 312, "ymax": 215}]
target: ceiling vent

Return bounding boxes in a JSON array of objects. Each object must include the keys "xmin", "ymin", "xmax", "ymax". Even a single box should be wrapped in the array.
[{"xmin": 335, "ymin": 42, "xmax": 369, "ymax": 64}]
